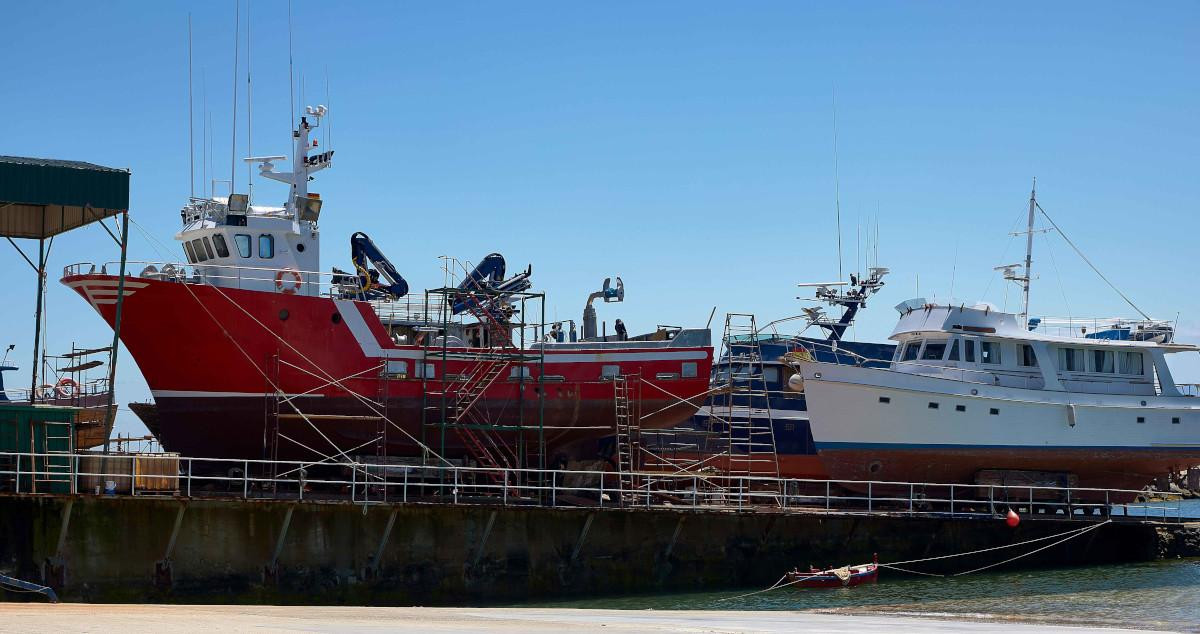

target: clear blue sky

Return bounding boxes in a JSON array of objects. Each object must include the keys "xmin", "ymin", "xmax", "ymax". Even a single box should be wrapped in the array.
[{"xmin": 4, "ymin": 1, "xmax": 1199, "ymax": 437}]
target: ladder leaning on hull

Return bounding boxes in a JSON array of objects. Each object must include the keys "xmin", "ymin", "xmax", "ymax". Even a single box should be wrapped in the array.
[{"xmin": 714, "ymin": 313, "xmax": 781, "ymax": 483}]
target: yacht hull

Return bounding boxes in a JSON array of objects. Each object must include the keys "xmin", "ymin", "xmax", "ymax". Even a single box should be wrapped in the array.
[{"xmin": 801, "ymin": 361, "xmax": 1200, "ymax": 497}]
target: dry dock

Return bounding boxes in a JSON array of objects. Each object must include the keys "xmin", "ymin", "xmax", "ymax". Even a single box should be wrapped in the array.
[{"xmin": 0, "ymin": 492, "xmax": 1194, "ymax": 605}]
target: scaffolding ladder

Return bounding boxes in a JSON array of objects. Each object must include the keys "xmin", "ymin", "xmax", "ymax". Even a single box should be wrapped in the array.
[
  {"xmin": 612, "ymin": 374, "xmax": 640, "ymax": 501},
  {"xmin": 715, "ymin": 313, "xmax": 781, "ymax": 481}
]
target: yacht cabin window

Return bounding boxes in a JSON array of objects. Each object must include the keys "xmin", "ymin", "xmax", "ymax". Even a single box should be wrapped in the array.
[
  {"xmin": 234, "ymin": 234, "xmax": 252, "ymax": 258},
  {"xmin": 947, "ymin": 340, "xmax": 960, "ymax": 361},
  {"xmin": 980, "ymin": 341, "xmax": 1001, "ymax": 365},
  {"xmin": 921, "ymin": 342, "xmax": 947, "ymax": 361},
  {"xmin": 258, "ymin": 234, "xmax": 274, "ymax": 259},
  {"xmin": 1092, "ymin": 349, "xmax": 1115, "ymax": 373},
  {"xmin": 1119, "ymin": 351, "xmax": 1144, "ymax": 376},
  {"xmin": 212, "ymin": 234, "xmax": 230, "ymax": 258},
  {"xmin": 1057, "ymin": 347, "xmax": 1084, "ymax": 372},
  {"xmin": 901, "ymin": 340, "xmax": 922, "ymax": 362},
  {"xmin": 1019, "ymin": 344, "xmax": 1038, "ymax": 367},
  {"xmin": 964, "ymin": 339, "xmax": 976, "ymax": 363}
]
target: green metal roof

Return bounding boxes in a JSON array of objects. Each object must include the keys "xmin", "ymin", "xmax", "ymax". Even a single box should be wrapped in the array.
[{"xmin": 0, "ymin": 155, "xmax": 130, "ymax": 239}]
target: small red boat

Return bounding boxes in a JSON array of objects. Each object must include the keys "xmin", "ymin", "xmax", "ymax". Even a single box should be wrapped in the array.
[{"xmin": 787, "ymin": 555, "xmax": 879, "ymax": 588}]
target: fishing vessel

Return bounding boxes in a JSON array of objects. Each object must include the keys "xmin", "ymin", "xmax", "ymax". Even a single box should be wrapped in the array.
[
  {"xmin": 644, "ymin": 268, "xmax": 894, "ymax": 478},
  {"xmin": 795, "ymin": 185, "xmax": 1200, "ymax": 494},
  {"xmin": 61, "ymin": 105, "xmax": 713, "ymax": 466},
  {"xmin": 0, "ymin": 346, "xmax": 113, "ymax": 449}
]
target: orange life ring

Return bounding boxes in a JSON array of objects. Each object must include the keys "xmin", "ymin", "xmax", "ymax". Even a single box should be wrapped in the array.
[
  {"xmin": 275, "ymin": 268, "xmax": 302, "ymax": 294},
  {"xmin": 55, "ymin": 378, "xmax": 79, "ymax": 398}
]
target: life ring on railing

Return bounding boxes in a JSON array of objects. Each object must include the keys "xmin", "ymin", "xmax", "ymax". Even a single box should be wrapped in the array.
[
  {"xmin": 55, "ymin": 378, "xmax": 79, "ymax": 398},
  {"xmin": 275, "ymin": 268, "xmax": 302, "ymax": 294},
  {"xmin": 35, "ymin": 384, "xmax": 56, "ymax": 400}
]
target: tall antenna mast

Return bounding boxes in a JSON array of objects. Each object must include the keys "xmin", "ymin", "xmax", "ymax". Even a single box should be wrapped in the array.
[
  {"xmin": 1021, "ymin": 177, "xmax": 1037, "ymax": 322},
  {"xmin": 229, "ymin": 0, "xmax": 240, "ymax": 195},
  {"xmin": 246, "ymin": 0, "xmax": 253, "ymax": 203},
  {"xmin": 202, "ymin": 68, "xmax": 208, "ymax": 197},
  {"xmin": 288, "ymin": 0, "xmax": 295, "ymax": 133},
  {"xmin": 832, "ymin": 89, "xmax": 844, "ymax": 282},
  {"xmin": 187, "ymin": 14, "xmax": 195, "ymax": 199}
]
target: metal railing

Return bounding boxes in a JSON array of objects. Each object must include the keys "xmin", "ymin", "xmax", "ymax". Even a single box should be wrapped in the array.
[{"xmin": 0, "ymin": 450, "xmax": 1191, "ymax": 522}]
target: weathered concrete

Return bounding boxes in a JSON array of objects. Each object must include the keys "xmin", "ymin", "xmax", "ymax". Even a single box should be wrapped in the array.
[{"xmin": 0, "ymin": 494, "xmax": 1179, "ymax": 605}]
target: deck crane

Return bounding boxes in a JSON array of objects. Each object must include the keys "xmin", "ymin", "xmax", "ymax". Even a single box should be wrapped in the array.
[{"xmin": 334, "ymin": 232, "xmax": 410, "ymax": 300}]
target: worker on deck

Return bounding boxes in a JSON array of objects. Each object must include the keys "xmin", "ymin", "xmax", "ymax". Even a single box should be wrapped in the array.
[{"xmin": 614, "ymin": 319, "xmax": 628, "ymax": 341}]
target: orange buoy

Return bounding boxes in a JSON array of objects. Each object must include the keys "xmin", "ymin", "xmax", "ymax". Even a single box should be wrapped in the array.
[{"xmin": 1005, "ymin": 509, "xmax": 1020, "ymax": 527}]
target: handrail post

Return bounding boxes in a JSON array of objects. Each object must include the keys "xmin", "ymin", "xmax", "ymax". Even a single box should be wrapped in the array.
[
  {"xmin": 989, "ymin": 485, "xmax": 995, "ymax": 515},
  {"xmin": 825, "ymin": 480, "xmax": 830, "ymax": 510},
  {"xmin": 131, "ymin": 457, "xmax": 138, "ymax": 496},
  {"xmin": 867, "ymin": 482, "xmax": 872, "ymax": 513},
  {"xmin": 352, "ymin": 464, "xmax": 357, "ymax": 503},
  {"xmin": 949, "ymin": 484, "xmax": 954, "ymax": 515},
  {"xmin": 551, "ymin": 471, "xmax": 556, "ymax": 508},
  {"xmin": 243, "ymin": 459, "xmax": 249, "ymax": 499},
  {"xmin": 693, "ymin": 475, "xmax": 698, "ymax": 509},
  {"xmin": 504, "ymin": 470, "xmax": 509, "ymax": 507},
  {"xmin": 598, "ymin": 471, "xmax": 603, "ymax": 508},
  {"xmin": 909, "ymin": 483, "xmax": 914, "ymax": 515},
  {"xmin": 186, "ymin": 458, "xmax": 192, "ymax": 497},
  {"xmin": 454, "ymin": 469, "xmax": 459, "ymax": 505},
  {"xmin": 403, "ymin": 468, "xmax": 408, "ymax": 504}
]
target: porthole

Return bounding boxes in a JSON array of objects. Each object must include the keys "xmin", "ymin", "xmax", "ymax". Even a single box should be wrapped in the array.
[
  {"xmin": 1172, "ymin": 417, "xmax": 1180, "ymax": 424},
  {"xmin": 331, "ymin": 312, "xmax": 342, "ymax": 325},
  {"xmin": 878, "ymin": 396, "xmax": 891, "ymax": 404},
  {"xmin": 970, "ymin": 389, "xmax": 979, "ymax": 395},
  {"xmin": 867, "ymin": 460, "xmax": 883, "ymax": 475},
  {"xmin": 989, "ymin": 408, "xmax": 999, "ymax": 416},
  {"xmin": 1137, "ymin": 417, "xmax": 1145, "ymax": 424},
  {"xmin": 928, "ymin": 402, "xmax": 939, "ymax": 409},
  {"xmin": 955, "ymin": 404, "xmax": 966, "ymax": 412},
  {"xmin": 297, "ymin": 243, "xmax": 306, "ymax": 253},
  {"xmin": 279, "ymin": 309, "xmax": 290, "ymax": 321}
]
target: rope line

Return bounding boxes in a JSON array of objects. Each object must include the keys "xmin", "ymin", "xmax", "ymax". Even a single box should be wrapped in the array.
[{"xmin": 1037, "ymin": 203, "xmax": 1150, "ymax": 320}]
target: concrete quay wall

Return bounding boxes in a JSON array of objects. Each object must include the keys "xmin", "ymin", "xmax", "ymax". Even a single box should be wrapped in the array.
[{"xmin": 0, "ymin": 495, "xmax": 1175, "ymax": 604}]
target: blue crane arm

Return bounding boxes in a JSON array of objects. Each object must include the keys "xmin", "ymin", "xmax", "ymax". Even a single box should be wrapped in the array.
[
  {"xmin": 451, "ymin": 253, "xmax": 533, "ymax": 315},
  {"xmin": 349, "ymin": 232, "xmax": 409, "ymax": 299}
]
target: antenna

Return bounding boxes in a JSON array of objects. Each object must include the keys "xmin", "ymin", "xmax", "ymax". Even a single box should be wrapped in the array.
[
  {"xmin": 230, "ymin": 0, "xmax": 240, "ymax": 195},
  {"xmin": 1021, "ymin": 177, "xmax": 1036, "ymax": 322},
  {"xmin": 246, "ymin": 0, "xmax": 253, "ymax": 203},
  {"xmin": 832, "ymin": 88, "xmax": 844, "ymax": 282},
  {"xmin": 187, "ymin": 14, "xmax": 195, "ymax": 199},
  {"xmin": 202, "ymin": 68, "xmax": 208, "ymax": 198},
  {"xmin": 288, "ymin": 0, "xmax": 295, "ymax": 134},
  {"xmin": 325, "ymin": 66, "xmax": 331, "ymax": 150}
]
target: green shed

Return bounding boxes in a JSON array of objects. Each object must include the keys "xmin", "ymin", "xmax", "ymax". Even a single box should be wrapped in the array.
[{"xmin": 0, "ymin": 403, "xmax": 77, "ymax": 494}]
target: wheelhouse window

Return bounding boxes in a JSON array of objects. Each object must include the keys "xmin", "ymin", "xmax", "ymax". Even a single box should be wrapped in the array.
[
  {"xmin": 183, "ymin": 241, "xmax": 197, "ymax": 263},
  {"xmin": 190, "ymin": 238, "xmax": 208, "ymax": 262},
  {"xmin": 947, "ymin": 340, "xmax": 960, "ymax": 361},
  {"xmin": 234, "ymin": 234, "xmax": 252, "ymax": 258},
  {"xmin": 201, "ymin": 237, "xmax": 215, "ymax": 260},
  {"xmin": 1119, "ymin": 351, "xmax": 1145, "ymax": 376},
  {"xmin": 980, "ymin": 341, "xmax": 1001, "ymax": 365},
  {"xmin": 258, "ymin": 234, "xmax": 274, "ymax": 258},
  {"xmin": 921, "ymin": 342, "xmax": 947, "ymax": 361},
  {"xmin": 1092, "ymin": 349, "xmax": 1115, "ymax": 373},
  {"xmin": 901, "ymin": 340, "xmax": 922, "ymax": 362},
  {"xmin": 212, "ymin": 234, "xmax": 230, "ymax": 258},
  {"xmin": 1019, "ymin": 344, "xmax": 1038, "ymax": 367},
  {"xmin": 1057, "ymin": 347, "xmax": 1084, "ymax": 372}
]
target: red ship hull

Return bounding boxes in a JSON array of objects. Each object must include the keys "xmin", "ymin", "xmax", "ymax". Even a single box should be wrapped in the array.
[{"xmin": 64, "ymin": 273, "xmax": 713, "ymax": 463}]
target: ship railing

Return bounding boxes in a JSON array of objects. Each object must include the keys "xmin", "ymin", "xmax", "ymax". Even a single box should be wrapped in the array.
[
  {"xmin": 62, "ymin": 260, "xmax": 461, "ymax": 324},
  {"xmin": 0, "ymin": 450, "xmax": 1191, "ymax": 523},
  {"xmin": 1029, "ymin": 316, "xmax": 1175, "ymax": 341}
]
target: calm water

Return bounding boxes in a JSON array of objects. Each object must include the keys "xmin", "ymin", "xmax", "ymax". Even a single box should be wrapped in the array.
[{"xmin": 533, "ymin": 500, "xmax": 1200, "ymax": 632}]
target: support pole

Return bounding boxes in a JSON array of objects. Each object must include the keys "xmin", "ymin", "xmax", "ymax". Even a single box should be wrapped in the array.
[
  {"xmin": 102, "ymin": 210, "xmax": 130, "ymax": 453},
  {"xmin": 30, "ymin": 236, "xmax": 45, "ymax": 400}
]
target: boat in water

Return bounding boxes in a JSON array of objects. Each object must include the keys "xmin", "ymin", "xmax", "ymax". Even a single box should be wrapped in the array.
[
  {"xmin": 787, "ymin": 556, "xmax": 879, "ymax": 588},
  {"xmin": 795, "ymin": 186, "xmax": 1200, "ymax": 495},
  {"xmin": 62, "ymin": 105, "xmax": 714, "ymax": 467}
]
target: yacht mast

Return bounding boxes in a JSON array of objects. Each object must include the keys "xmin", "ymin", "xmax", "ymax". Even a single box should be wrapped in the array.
[{"xmin": 1021, "ymin": 178, "xmax": 1036, "ymax": 323}]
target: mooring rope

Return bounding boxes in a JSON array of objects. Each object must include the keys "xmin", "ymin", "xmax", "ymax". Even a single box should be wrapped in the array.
[{"xmin": 719, "ymin": 519, "xmax": 1114, "ymax": 601}]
